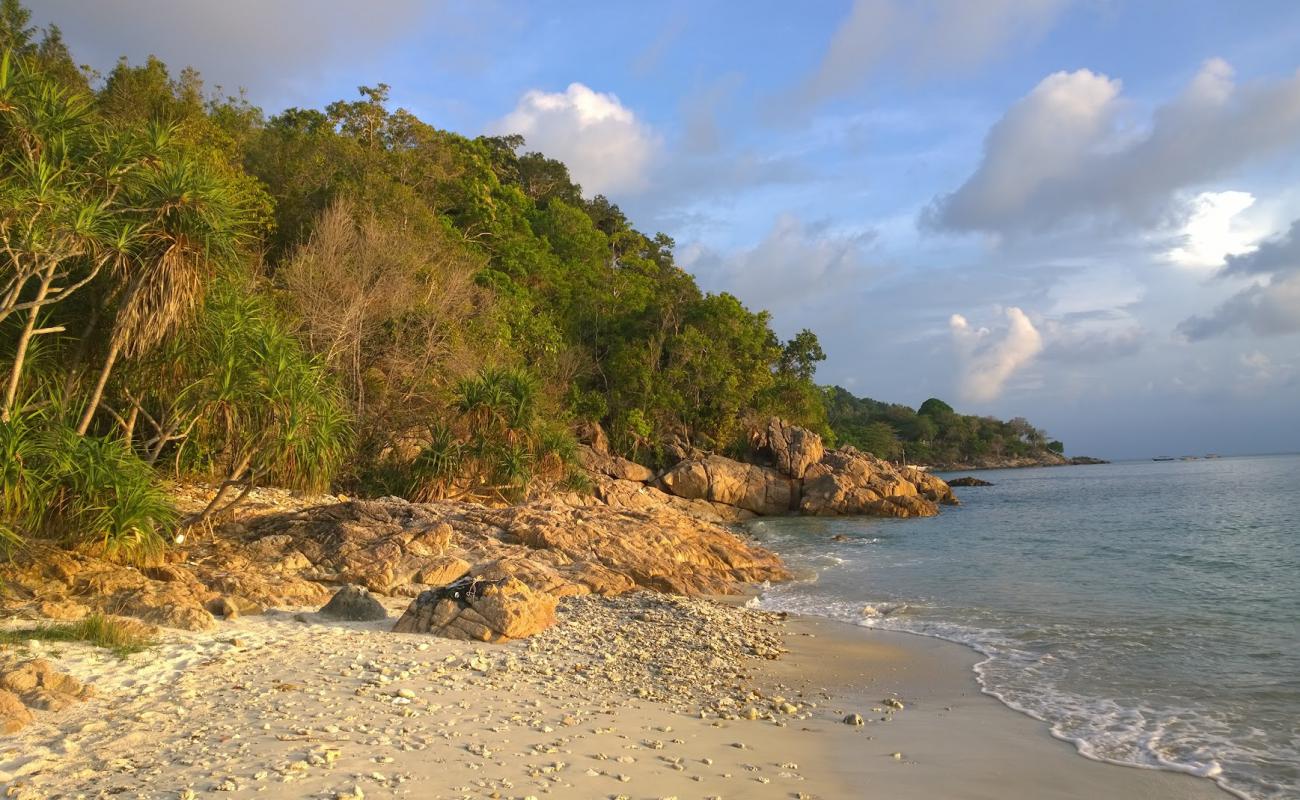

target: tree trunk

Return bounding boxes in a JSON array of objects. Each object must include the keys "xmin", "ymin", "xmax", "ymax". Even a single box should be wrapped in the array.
[
  {"xmin": 76, "ymin": 338, "xmax": 122, "ymax": 435},
  {"xmin": 1, "ymin": 269, "xmax": 55, "ymax": 421}
]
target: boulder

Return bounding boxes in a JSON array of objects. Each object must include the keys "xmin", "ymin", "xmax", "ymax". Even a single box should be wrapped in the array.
[
  {"xmin": 318, "ymin": 584, "xmax": 388, "ymax": 621},
  {"xmin": 751, "ymin": 417, "xmax": 824, "ymax": 479},
  {"xmin": 659, "ymin": 455, "xmax": 798, "ymax": 516},
  {"xmin": 948, "ymin": 476, "xmax": 993, "ymax": 487},
  {"xmin": 575, "ymin": 420, "xmax": 610, "ymax": 455},
  {"xmin": 575, "ymin": 444, "xmax": 655, "ymax": 483},
  {"xmin": 0, "ymin": 689, "xmax": 32, "ymax": 734},
  {"xmin": 392, "ymin": 576, "xmax": 557, "ymax": 642}
]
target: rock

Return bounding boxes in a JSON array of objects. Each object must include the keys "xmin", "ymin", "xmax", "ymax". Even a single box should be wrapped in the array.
[
  {"xmin": 414, "ymin": 555, "xmax": 472, "ymax": 587},
  {"xmin": 318, "ymin": 585, "xmax": 389, "ymax": 621},
  {"xmin": 0, "ymin": 688, "xmax": 33, "ymax": 734},
  {"xmin": 36, "ymin": 600, "xmax": 90, "ymax": 621},
  {"xmin": 577, "ymin": 474, "xmax": 752, "ymax": 525},
  {"xmin": 575, "ymin": 445, "xmax": 655, "ymax": 483},
  {"xmin": 392, "ymin": 576, "xmax": 557, "ymax": 642},
  {"xmin": 0, "ymin": 657, "xmax": 92, "ymax": 714},
  {"xmin": 948, "ymin": 476, "xmax": 993, "ymax": 487},
  {"xmin": 206, "ymin": 596, "xmax": 240, "ymax": 620},
  {"xmin": 750, "ymin": 418, "xmax": 824, "ymax": 479},
  {"xmin": 575, "ymin": 420, "xmax": 610, "ymax": 455},
  {"xmin": 800, "ymin": 447, "xmax": 951, "ymax": 517},
  {"xmin": 660, "ymin": 455, "xmax": 798, "ymax": 516},
  {"xmin": 843, "ymin": 713, "xmax": 864, "ymax": 726}
]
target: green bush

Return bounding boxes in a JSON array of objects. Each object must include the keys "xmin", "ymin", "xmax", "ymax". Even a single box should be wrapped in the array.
[{"xmin": 0, "ymin": 409, "xmax": 174, "ymax": 564}]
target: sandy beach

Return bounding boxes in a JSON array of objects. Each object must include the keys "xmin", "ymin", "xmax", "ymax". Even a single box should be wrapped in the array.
[{"xmin": 1, "ymin": 591, "xmax": 1231, "ymax": 800}]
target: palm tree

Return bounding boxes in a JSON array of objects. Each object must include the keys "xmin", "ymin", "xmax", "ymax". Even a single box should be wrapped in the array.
[{"xmin": 76, "ymin": 151, "xmax": 248, "ymax": 434}]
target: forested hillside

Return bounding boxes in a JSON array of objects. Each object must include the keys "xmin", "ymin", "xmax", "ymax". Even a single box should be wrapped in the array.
[
  {"xmin": 824, "ymin": 387, "xmax": 1064, "ymax": 468},
  {"xmin": 0, "ymin": 0, "xmax": 1055, "ymax": 563}
]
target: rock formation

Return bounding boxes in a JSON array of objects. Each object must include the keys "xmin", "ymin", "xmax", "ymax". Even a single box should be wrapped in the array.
[
  {"xmin": 948, "ymin": 476, "xmax": 993, "ymax": 487},
  {"xmin": 0, "ymin": 656, "xmax": 93, "ymax": 733},
  {"xmin": 622, "ymin": 418, "xmax": 959, "ymax": 520},
  {"xmin": 318, "ymin": 584, "xmax": 389, "ymax": 621},
  {"xmin": 391, "ymin": 576, "xmax": 557, "ymax": 642},
  {"xmin": 0, "ymin": 495, "xmax": 788, "ymax": 635}
]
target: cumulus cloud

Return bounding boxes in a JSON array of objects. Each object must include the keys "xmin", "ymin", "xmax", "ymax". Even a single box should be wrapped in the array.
[
  {"xmin": 490, "ymin": 83, "xmax": 660, "ymax": 196},
  {"xmin": 28, "ymin": 0, "xmax": 427, "ymax": 103},
  {"xmin": 928, "ymin": 59, "xmax": 1300, "ymax": 235},
  {"xmin": 796, "ymin": 0, "xmax": 1068, "ymax": 110},
  {"xmin": 950, "ymin": 307, "xmax": 1044, "ymax": 401},
  {"xmin": 678, "ymin": 214, "xmax": 877, "ymax": 317},
  {"xmin": 1178, "ymin": 219, "xmax": 1300, "ymax": 340}
]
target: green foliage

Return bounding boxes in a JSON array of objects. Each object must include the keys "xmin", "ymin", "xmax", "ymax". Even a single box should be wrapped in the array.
[
  {"xmin": 826, "ymin": 386, "xmax": 1060, "ymax": 465},
  {"xmin": 0, "ymin": 409, "xmax": 174, "ymax": 564},
  {"xmin": 0, "ymin": 612, "xmax": 156, "ymax": 657}
]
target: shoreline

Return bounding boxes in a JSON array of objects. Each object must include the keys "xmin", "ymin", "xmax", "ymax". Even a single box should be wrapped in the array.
[
  {"xmin": 3, "ymin": 593, "xmax": 1233, "ymax": 799},
  {"xmin": 771, "ymin": 614, "xmax": 1233, "ymax": 800}
]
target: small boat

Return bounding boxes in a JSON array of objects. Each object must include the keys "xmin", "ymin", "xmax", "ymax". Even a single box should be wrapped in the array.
[{"xmin": 1152, "ymin": 456, "xmax": 1176, "ymax": 462}]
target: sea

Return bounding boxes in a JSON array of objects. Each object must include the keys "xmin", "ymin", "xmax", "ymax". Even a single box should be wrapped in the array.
[{"xmin": 748, "ymin": 455, "xmax": 1300, "ymax": 800}]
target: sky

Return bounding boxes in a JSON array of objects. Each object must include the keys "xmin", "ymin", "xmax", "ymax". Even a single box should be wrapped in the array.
[{"xmin": 28, "ymin": 0, "xmax": 1300, "ymax": 459}]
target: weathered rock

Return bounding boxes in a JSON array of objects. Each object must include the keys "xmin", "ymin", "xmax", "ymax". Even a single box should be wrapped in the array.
[
  {"xmin": 414, "ymin": 555, "xmax": 472, "ymax": 587},
  {"xmin": 576, "ymin": 474, "xmax": 754, "ymax": 524},
  {"xmin": 318, "ymin": 584, "xmax": 388, "ymax": 621},
  {"xmin": 948, "ymin": 476, "xmax": 993, "ymax": 487},
  {"xmin": 575, "ymin": 444, "xmax": 655, "ymax": 483},
  {"xmin": 0, "ymin": 688, "xmax": 32, "ymax": 734},
  {"xmin": 0, "ymin": 657, "xmax": 92, "ymax": 713},
  {"xmin": 800, "ymin": 447, "xmax": 949, "ymax": 517},
  {"xmin": 575, "ymin": 419, "xmax": 610, "ymax": 455},
  {"xmin": 751, "ymin": 417, "xmax": 824, "ymax": 479},
  {"xmin": 392, "ymin": 577, "xmax": 557, "ymax": 642},
  {"xmin": 660, "ymin": 455, "xmax": 799, "ymax": 516}
]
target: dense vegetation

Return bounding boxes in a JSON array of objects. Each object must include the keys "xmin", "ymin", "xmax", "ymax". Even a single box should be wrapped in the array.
[
  {"xmin": 824, "ymin": 387, "xmax": 1063, "ymax": 467},
  {"xmin": 0, "ymin": 2, "xmax": 1057, "ymax": 564}
]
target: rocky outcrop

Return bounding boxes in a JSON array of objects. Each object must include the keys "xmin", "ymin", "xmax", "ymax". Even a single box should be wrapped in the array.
[
  {"xmin": 660, "ymin": 455, "xmax": 799, "ymax": 516},
  {"xmin": 949, "ymin": 476, "xmax": 993, "ymax": 487},
  {"xmin": 1, "ymin": 490, "xmax": 789, "ymax": 635},
  {"xmin": 0, "ymin": 688, "xmax": 32, "ymax": 734},
  {"xmin": 644, "ymin": 421, "xmax": 958, "ymax": 521},
  {"xmin": 392, "ymin": 576, "xmax": 557, "ymax": 642},
  {"xmin": 574, "ymin": 474, "xmax": 754, "ymax": 524},
  {"xmin": 751, "ymin": 417, "xmax": 824, "ymax": 479},
  {"xmin": 800, "ymin": 447, "xmax": 955, "ymax": 517},
  {"xmin": 575, "ymin": 444, "xmax": 655, "ymax": 483},
  {"xmin": 319, "ymin": 584, "xmax": 388, "ymax": 621}
]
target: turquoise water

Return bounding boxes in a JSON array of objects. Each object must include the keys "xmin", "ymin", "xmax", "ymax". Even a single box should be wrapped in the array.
[{"xmin": 749, "ymin": 455, "xmax": 1300, "ymax": 800}]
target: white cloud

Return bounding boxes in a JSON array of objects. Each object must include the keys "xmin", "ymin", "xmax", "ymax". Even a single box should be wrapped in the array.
[
  {"xmin": 950, "ymin": 307, "xmax": 1044, "ymax": 401},
  {"xmin": 929, "ymin": 60, "xmax": 1300, "ymax": 235},
  {"xmin": 797, "ymin": 0, "xmax": 1069, "ymax": 109},
  {"xmin": 490, "ymin": 83, "xmax": 660, "ymax": 196},
  {"xmin": 1165, "ymin": 191, "xmax": 1262, "ymax": 268},
  {"xmin": 1179, "ymin": 218, "xmax": 1300, "ymax": 339},
  {"xmin": 679, "ymin": 214, "xmax": 877, "ymax": 320}
]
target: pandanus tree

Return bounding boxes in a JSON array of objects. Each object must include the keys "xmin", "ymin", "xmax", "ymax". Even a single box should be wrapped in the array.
[
  {"xmin": 75, "ymin": 151, "xmax": 250, "ymax": 434},
  {"xmin": 135, "ymin": 280, "xmax": 350, "ymax": 524},
  {"xmin": 0, "ymin": 48, "xmax": 122, "ymax": 419}
]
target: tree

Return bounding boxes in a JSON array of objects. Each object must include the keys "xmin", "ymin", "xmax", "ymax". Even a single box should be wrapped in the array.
[
  {"xmin": 778, "ymin": 329, "xmax": 826, "ymax": 381},
  {"xmin": 76, "ymin": 148, "xmax": 252, "ymax": 434}
]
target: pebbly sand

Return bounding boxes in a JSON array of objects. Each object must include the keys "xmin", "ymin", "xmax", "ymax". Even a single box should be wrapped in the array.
[{"xmin": 2, "ymin": 594, "xmax": 1231, "ymax": 799}]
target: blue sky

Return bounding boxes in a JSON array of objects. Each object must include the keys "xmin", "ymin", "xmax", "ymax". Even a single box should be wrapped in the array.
[{"xmin": 30, "ymin": 0, "xmax": 1300, "ymax": 459}]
